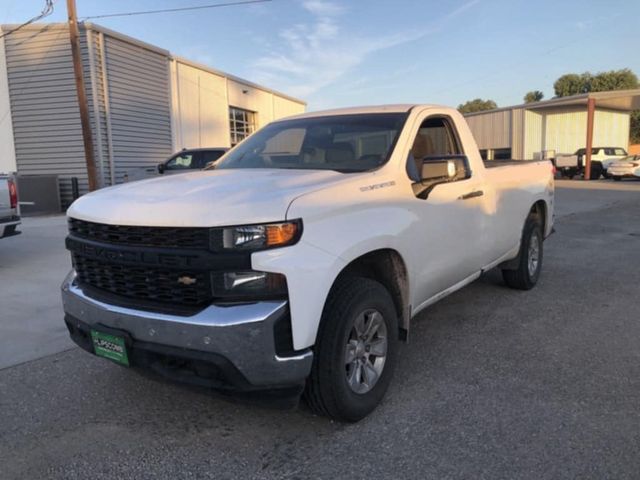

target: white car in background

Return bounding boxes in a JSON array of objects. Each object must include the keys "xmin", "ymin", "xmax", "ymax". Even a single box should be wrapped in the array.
[
  {"xmin": 608, "ymin": 155, "xmax": 640, "ymax": 181},
  {"xmin": 575, "ymin": 147, "xmax": 628, "ymax": 178}
]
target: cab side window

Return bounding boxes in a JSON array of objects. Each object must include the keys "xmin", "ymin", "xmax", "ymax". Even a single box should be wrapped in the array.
[
  {"xmin": 165, "ymin": 152, "xmax": 196, "ymax": 170},
  {"xmin": 407, "ymin": 116, "xmax": 463, "ymax": 181}
]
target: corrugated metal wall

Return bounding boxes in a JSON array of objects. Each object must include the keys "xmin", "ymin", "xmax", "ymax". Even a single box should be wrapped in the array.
[
  {"xmin": 103, "ymin": 35, "xmax": 172, "ymax": 183},
  {"xmin": 464, "ymin": 110, "xmax": 512, "ymax": 150},
  {"xmin": 523, "ymin": 110, "xmax": 543, "ymax": 159},
  {"xmin": 544, "ymin": 108, "xmax": 630, "ymax": 153},
  {"xmin": 510, "ymin": 108, "xmax": 524, "ymax": 159},
  {"xmin": 0, "ymin": 31, "xmax": 17, "ymax": 173},
  {"xmin": 3, "ymin": 25, "xmax": 173, "ymax": 206},
  {"xmin": 466, "ymin": 106, "xmax": 631, "ymax": 159},
  {"xmin": 4, "ymin": 24, "xmax": 87, "ymax": 205},
  {"xmin": 85, "ymin": 29, "xmax": 112, "ymax": 187},
  {"xmin": 3, "ymin": 23, "xmax": 304, "ymax": 209}
]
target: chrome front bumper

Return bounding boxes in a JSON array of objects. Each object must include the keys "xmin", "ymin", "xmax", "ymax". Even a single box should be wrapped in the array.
[{"xmin": 61, "ymin": 271, "xmax": 313, "ymax": 388}]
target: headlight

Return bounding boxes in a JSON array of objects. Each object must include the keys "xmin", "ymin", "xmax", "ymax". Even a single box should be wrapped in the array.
[
  {"xmin": 210, "ymin": 220, "xmax": 302, "ymax": 251},
  {"xmin": 211, "ymin": 271, "xmax": 287, "ymax": 299}
]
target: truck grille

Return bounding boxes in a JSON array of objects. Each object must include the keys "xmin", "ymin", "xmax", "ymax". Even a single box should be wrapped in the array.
[
  {"xmin": 68, "ymin": 218, "xmax": 209, "ymax": 249},
  {"xmin": 72, "ymin": 253, "xmax": 211, "ymax": 307}
]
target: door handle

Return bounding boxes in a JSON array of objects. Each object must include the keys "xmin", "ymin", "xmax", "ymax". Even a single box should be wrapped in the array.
[{"xmin": 458, "ymin": 190, "xmax": 484, "ymax": 200}]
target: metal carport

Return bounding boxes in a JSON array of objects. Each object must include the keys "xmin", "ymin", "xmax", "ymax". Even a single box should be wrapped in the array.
[{"xmin": 526, "ymin": 89, "xmax": 640, "ymax": 179}]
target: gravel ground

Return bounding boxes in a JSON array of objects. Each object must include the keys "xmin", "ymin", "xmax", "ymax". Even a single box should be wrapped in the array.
[{"xmin": 0, "ymin": 181, "xmax": 639, "ymax": 479}]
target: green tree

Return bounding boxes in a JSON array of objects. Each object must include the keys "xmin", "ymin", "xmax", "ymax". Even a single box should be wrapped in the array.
[
  {"xmin": 553, "ymin": 73, "xmax": 590, "ymax": 97},
  {"xmin": 554, "ymin": 69, "xmax": 638, "ymax": 97},
  {"xmin": 590, "ymin": 69, "xmax": 638, "ymax": 92},
  {"xmin": 457, "ymin": 98, "xmax": 497, "ymax": 114},
  {"xmin": 524, "ymin": 90, "xmax": 544, "ymax": 103},
  {"xmin": 630, "ymin": 111, "xmax": 640, "ymax": 144}
]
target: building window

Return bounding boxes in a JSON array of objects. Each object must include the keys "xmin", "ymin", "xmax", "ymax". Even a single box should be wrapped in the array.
[{"xmin": 229, "ymin": 107, "xmax": 256, "ymax": 146}]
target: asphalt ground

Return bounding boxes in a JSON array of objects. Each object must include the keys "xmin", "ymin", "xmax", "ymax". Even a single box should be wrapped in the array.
[{"xmin": 1, "ymin": 179, "xmax": 639, "ymax": 479}]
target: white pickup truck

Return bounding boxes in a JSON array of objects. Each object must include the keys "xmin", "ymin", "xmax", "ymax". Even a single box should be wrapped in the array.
[
  {"xmin": 0, "ymin": 173, "xmax": 20, "ymax": 239},
  {"xmin": 62, "ymin": 105, "xmax": 554, "ymax": 421}
]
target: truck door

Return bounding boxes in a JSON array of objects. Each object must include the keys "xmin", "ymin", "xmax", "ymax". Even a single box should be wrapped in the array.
[{"xmin": 404, "ymin": 114, "xmax": 489, "ymax": 302}]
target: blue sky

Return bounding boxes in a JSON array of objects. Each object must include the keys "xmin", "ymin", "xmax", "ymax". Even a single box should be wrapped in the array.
[{"xmin": 5, "ymin": 0, "xmax": 640, "ymax": 110}]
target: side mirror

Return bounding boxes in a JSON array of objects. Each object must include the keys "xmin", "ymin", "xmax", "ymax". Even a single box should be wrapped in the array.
[
  {"xmin": 413, "ymin": 155, "xmax": 471, "ymax": 199},
  {"xmin": 157, "ymin": 163, "xmax": 165, "ymax": 174},
  {"xmin": 421, "ymin": 159, "xmax": 457, "ymax": 182}
]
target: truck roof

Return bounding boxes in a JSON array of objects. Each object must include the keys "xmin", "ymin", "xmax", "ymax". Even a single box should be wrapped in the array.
[{"xmin": 281, "ymin": 104, "xmax": 445, "ymax": 121}]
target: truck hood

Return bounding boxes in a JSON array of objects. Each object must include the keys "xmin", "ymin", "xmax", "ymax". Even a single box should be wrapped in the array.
[{"xmin": 67, "ymin": 169, "xmax": 349, "ymax": 227}]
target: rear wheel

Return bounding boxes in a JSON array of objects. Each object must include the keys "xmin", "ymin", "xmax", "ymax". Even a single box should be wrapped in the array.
[
  {"xmin": 502, "ymin": 214, "xmax": 543, "ymax": 290},
  {"xmin": 589, "ymin": 162, "xmax": 603, "ymax": 180},
  {"xmin": 305, "ymin": 276, "xmax": 398, "ymax": 422},
  {"xmin": 613, "ymin": 176, "xmax": 622, "ymax": 181}
]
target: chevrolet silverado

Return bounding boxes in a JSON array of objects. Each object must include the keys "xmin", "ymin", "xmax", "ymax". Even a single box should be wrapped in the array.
[{"xmin": 62, "ymin": 104, "xmax": 554, "ymax": 421}]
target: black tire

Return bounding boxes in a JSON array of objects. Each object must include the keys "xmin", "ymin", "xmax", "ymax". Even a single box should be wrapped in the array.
[
  {"xmin": 613, "ymin": 176, "xmax": 622, "ymax": 181},
  {"xmin": 589, "ymin": 162, "xmax": 603, "ymax": 180},
  {"xmin": 502, "ymin": 214, "xmax": 543, "ymax": 290},
  {"xmin": 304, "ymin": 275, "xmax": 398, "ymax": 422}
]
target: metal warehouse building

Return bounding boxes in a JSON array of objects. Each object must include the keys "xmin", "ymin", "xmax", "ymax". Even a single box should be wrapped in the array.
[
  {"xmin": 0, "ymin": 23, "xmax": 305, "ymax": 210},
  {"xmin": 464, "ymin": 90, "xmax": 640, "ymax": 161}
]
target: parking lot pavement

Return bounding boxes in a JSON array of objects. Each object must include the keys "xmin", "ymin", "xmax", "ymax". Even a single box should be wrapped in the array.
[
  {"xmin": 554, "ymin": 178, "xmax": 640, "ymax": 218},
  {"xmin": 1, "ymin": 182, "xmax": 639, "ymax": 479},
  {"xmin": 0, "ymin": 215, "xmax": 73, "ymax": 369}
]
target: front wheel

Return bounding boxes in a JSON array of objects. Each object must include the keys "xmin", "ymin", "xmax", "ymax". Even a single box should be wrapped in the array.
[
  {"xmin": 502, "ymin": 214, "xmax": 543, "ymax": 290},
  {"xmin": 304, "ymin": 276, "xmax": 398, "ymax": 422}
]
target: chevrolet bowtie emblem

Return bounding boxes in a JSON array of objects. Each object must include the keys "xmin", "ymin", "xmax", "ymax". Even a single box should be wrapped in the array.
[{"xmin": 177, "ymin": 276, "xmax": 197, "ymax": 286}]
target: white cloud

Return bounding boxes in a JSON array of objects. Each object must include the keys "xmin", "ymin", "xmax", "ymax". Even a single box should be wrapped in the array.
[
  {"xmin": 251, "ymin": 0, "xmax": 481, "ymax": 101},
  {"xmin": 302, "ymin": 0, "xmax": 345, "ymax": 17}
]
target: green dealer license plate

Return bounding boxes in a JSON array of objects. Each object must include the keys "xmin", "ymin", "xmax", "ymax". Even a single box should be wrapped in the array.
[{"xmin": 91, "ymin": 330, "xmax": 129, "ymax": 366}]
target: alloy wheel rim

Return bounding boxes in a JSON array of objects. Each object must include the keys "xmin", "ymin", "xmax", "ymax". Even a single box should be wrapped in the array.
[
  {"xmin": 528, "ymin": 232, "xmax": 540, "ymax": 277},
  {"xmin": 344, "ymin": 308, "xmax": 387, "ymax": 394}
]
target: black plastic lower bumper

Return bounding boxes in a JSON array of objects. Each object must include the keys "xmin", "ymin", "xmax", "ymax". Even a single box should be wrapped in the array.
[{"xmin": 64, "ymin": 314, "xmax": 306, "ymax": 403}]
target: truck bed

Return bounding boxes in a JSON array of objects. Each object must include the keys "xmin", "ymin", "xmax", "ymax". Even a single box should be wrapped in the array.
[{"xmin": 483, "ymin": 159, "xmax": 547, "ymax": 168}]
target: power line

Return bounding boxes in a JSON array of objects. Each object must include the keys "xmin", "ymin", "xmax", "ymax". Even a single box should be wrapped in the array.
[
  {"xmin": 0, "ymin": 0, "xmax": 55, "ymax": 39},
  {"xmin": 81, "ymin": 0, "xmax": 273, "ymax": 20}
]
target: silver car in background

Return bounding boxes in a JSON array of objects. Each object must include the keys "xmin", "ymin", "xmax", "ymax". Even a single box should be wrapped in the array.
[{"xmin": 0, "ymin": 173, "xmax": 20, "ymax": 239}]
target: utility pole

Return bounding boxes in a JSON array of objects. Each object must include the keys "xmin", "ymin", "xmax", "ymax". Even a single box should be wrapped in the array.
[
  {"xmin": 67, "ymin": 0, "xmax": 98, "ymax": 191},
  {"xmin": 584, "ymin": 97, "xmax": 596, "ymax": 181}
]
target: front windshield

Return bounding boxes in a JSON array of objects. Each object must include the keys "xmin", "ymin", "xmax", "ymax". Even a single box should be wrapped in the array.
[{"xmin": 210, "ymin": 113, "xmax": 408, "ymax": 173}]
